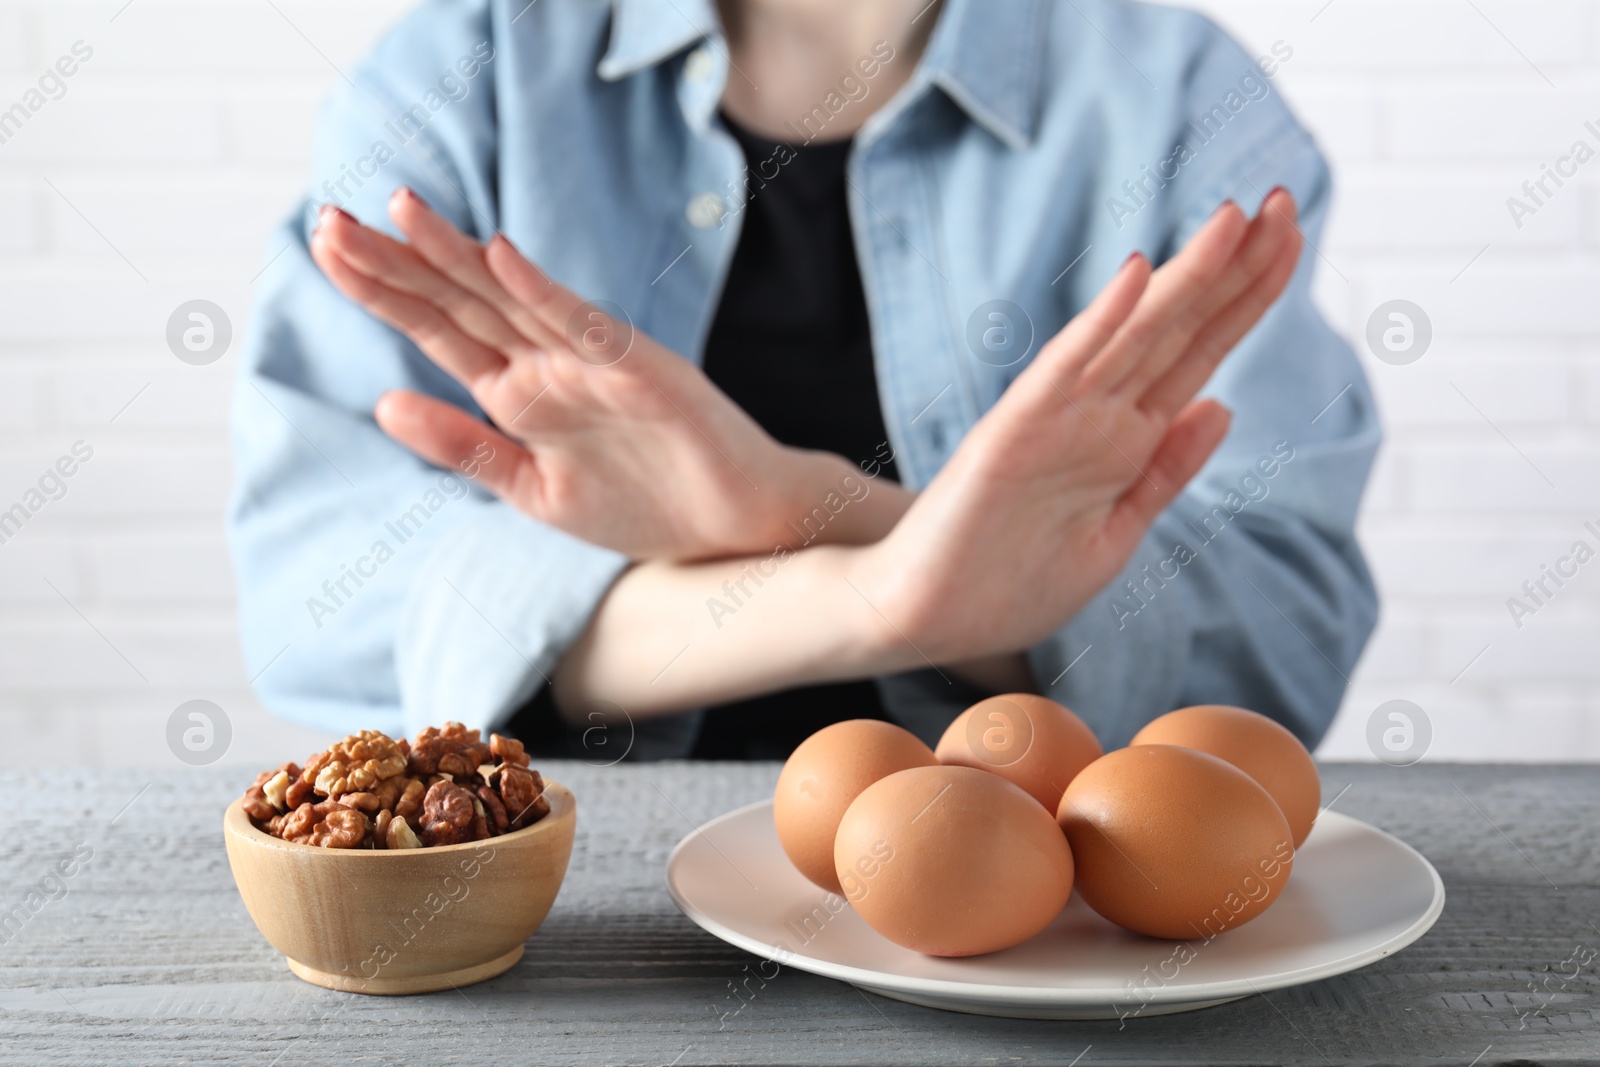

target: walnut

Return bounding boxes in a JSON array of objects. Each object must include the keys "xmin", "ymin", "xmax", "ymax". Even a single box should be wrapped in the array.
[
  {"xmin": 476, "ymin": 785, "xmax": 509, "ymax": 835},
  {"xmin": 279, "ymin": 801, "xmax": 367, "ymax": 848},
  {"xmin": 284, "ymin": 775, "xmax": 315, "ymax": 809},
  {"xmin": 262, "ymin": 770, "xmax": 291, "ymax": 811},
  {"xmin": 240, "ymin": 786, "xmax": 276, "ymax": 824},
  {"xmin": 311, "ymin": 730, "xmax": 408, "ymax": 798},
  {"xmin": 372, "ymin": 808, "xmax": 393, "ymax": 847},
  {"xmin": 338, "ymin": 791, "xmax": 383, "ymax": 812},
  {"xmin": 499, "ymin": 765, "xmax": 549, "ymax": 829},
  {"xmin": 419, "ymin": 779, "xmax": 480, "ymax": 846},
  {"xmin": 310, "ymin": 808, "xmax": 368, "ymax": 848},
  {"xmin": 393, "ymin": 777, "xmax": 425, "ymax": 821},
  {"xmin": 386, "ymin": 815, "xmax": 422, "ymax": 850},
  {"xmin": 490, "ymin": 733, "xmax": 530, "ymax": 768},
  {"xmin": 241, "ymin": 762, "xmax": 302, "ymax": 824},
  {"xmin": 410, "ymin": 722, "xmax": 492, "ymax": 778},
  {"xmin": 372, "ymin": 774, "xmax": 418, "ymax": 811},
  {"xmin": 278, "ymin": 801, "xmax": 318, "ymax": 843},
  {"xmin": 302, "ymin": 748, "xmax": 331, "ymax": 785}
]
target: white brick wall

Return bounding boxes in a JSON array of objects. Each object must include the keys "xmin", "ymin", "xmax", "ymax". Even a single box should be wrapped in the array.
[
  {"xmin": 1196, "ymin": 0, "xmax": 1600, "ymax": 762},
  {"xmin": 0, "ymin": 0, "xmax": 392, "ymax": 770},
  {"xmin": 1, "ymin": 0, "xmax": 1596, "ymax": 768}
]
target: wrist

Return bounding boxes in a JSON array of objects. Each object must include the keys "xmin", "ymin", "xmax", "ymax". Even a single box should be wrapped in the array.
[
  {"xmin": 833, "ymin": 538, "xmax": 940, "ymax": 675},
  {"xmin": 769, "ymin": 448, "xmax": 912, "ymax": 551}
]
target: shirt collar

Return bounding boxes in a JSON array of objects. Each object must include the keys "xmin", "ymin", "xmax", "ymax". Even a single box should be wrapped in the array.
[
  {"xmin": 918, "ymin": 0, "xmax": 1046, "ymax": 148},
  {"xmin": 597, "ymin": 0, "xmax": 718, "ymax": 81},
  {"xmin": 596, "ymin": 0, "xmax": 1045, "ymax": 147}
]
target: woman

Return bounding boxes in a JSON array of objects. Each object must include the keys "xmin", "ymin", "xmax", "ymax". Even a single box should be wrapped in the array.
[{"xmin": 229, "ymin": 0, "xmax": 1380, "ymax": 760}]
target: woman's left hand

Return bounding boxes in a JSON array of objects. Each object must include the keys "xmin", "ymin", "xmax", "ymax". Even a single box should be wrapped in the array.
[{"xmin": 846, "ymin": 192, "xmax": 1304, "ymax": 665}]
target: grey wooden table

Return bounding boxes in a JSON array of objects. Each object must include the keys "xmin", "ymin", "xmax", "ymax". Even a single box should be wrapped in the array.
[{"xmin": 1, "ymin": 762, "xmax": 1596, "ymax": 1066}]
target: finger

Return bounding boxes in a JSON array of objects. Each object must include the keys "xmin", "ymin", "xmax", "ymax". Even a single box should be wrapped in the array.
[
  {"xmin": 1111, "ymin": 191, "xmax": 1297, "ymax": 402},
  {"xmin": 1139, "ymin": 220, "xmax": 1302, "ymax": 420},
  {"xmin": 1019, "ymin": 252, "xmax": 1151, "ymax": 402},
  {"xmin": 374, "ymin": 390, "xmax": 541, "ymax": 506},
  {"xmin": 311, "ymin": 235, "xmax": 506, "ymax": 387},
  {"xmin": 1077, "ymin": 200, "xmax": 1253, "ymax": 396},
  {"xmin": 316, "ymin": 206, "xmax": 531, "ymax": 363},
  {"xmin": 1104, "ymin": 398, "xmax": 1232, "ymax": 545},
  {"xmin": 388, "ymin": 188, "xmax": 568, "ymax": 352},
  {"xmin": 484, "ymin": 232, "xmax": 594, "ymax": 345}
]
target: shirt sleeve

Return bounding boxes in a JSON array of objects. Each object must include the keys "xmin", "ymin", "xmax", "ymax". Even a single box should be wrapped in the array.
[
  {"xmin": 1025, "ymin": 31, "xmax": 1382, "ymax": 749},
  {"xmin": 227, "ymin": 5, "xmax": 629, "ymax": 739}
]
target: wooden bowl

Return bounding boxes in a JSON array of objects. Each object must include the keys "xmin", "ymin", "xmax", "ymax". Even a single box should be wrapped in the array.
[{"xmin": 223, "ymin": 781, "xmax": 576, "ymax": 994}]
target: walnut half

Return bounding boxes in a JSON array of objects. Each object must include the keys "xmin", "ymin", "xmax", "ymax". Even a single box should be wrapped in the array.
[
  {"xmin": 500, "ymin": 765, "xmax": 549, "ymax": 829},
  {"xmin": 409, "ymin": 722, "xmax": 492, "ymax": 778},
  {"xmin": 308, "ymin": 730, "xmax": 408, "ymax": 799},
  {"xmin": 418, "ymin": 779, "xmax": 481, "ymax": 847}
]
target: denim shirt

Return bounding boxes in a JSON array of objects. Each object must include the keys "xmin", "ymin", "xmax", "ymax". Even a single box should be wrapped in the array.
[{"xmin": 229, "ymin": 0, "xmax": 1381, "ymax": 756}]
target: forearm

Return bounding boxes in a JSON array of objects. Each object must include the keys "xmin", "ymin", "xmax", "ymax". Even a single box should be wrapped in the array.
[
  {"xmin": 779, "ymin": 452, "xmax": 1034, "ymax": 691},
  {"xmin": 774, "ymin": 449, "xmax": 916, "ymax": 549},
  {"xmin": 550, "ymin": 540, "xmax": 1035, "ymax": 722},
  {"xmin": 551, "ymin": 543, "xmax": 919, "ymax": 719}
]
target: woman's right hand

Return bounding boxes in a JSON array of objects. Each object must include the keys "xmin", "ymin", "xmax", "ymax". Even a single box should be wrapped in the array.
[
  {"xmin": 309, "ymin": 189, "xmax": 909, "ymax": 562},
  {"xmin": 846, "ymin": 192, "xmax": 1304, "ymax": 667}
]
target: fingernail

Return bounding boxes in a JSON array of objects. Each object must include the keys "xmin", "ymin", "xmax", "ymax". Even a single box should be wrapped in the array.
[
  {"xmin": 1266, "ymin": 185, "xmax": 1287, "ymax": 198},
  {"xmin": 317, "ymin": 203, "xmax": 353, "ymax": 227},
  {"xmin": 1123, "ymin": 251, "xmax": 1146, "ymax": 268},
  {"xmin": 1211, "ymin": 199, "xmax": 1237, "ymax": 218},
  {"xmin": 391, "ymin": 185, "xmax": 421, "ymax": 207}
]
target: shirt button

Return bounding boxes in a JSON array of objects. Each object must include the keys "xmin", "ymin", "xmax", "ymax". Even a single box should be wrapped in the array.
[
  {"xmin": 684, "ymin": 46, "xmax": 714, "ymax": 84},
  {"xmin": 686, "ymin": 192, "xmax": 727, "ymax": 229}
]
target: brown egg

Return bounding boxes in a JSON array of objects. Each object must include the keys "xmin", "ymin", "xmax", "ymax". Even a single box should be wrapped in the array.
[
  {"xmin": 834, "ymin": 765, "xmax": 1074, "ymax": 957},
  {"xmin": 935, "ymin": 693, "xmax": 1103, "ymax": 814},
  {"xmin": 1130, "ymin": 704, "xmax": 1321, "ymax": 847},
  {"xmin": 773, "ymin": 719, "xmax": 937, "ymax": 893},
  {"xmin": 1057, "ymin": 745, "xmax": 1293, "ymax": 940}
]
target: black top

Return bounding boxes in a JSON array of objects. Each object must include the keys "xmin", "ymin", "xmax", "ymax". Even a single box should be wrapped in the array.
[
  {"xmin": 689, "ymin": 114, "xmax": 899, "ymax": 760},
  {"xmin": 508, "ymin": 112, "xmax": 900, "ymax": 761},
  {"xmin": 698, "ymin": 117, "xmax": 899, "ymax": 483}
]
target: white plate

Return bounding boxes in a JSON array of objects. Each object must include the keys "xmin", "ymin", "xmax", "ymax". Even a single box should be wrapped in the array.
[{"xmin": 666, "ymin": 801, "xmax": 1445, "ymax": 1020}]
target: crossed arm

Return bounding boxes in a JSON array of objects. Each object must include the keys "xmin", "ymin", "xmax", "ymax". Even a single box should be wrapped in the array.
[{"xmin": 308, "ymin": 186, "xmax": 1302, "ymax": 722}]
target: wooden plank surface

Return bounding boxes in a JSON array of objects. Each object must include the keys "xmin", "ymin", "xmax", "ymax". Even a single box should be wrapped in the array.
[{"xmin": 1, "ymin": 761, "xmax": 1596, "ymax": 1066}]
